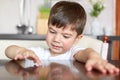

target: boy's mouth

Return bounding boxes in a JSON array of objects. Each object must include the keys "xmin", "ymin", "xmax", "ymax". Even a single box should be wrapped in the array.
[{"xmin": 51, "ymin": 44, "xmax": 61, "ymax": 50}]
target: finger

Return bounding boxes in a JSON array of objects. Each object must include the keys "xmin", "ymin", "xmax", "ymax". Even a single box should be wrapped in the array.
[
  {"xmin": 93, "ymin": 64, "xmax": 107, "ymax": 74},
  {"xmin": 14, "ymin": 54, "xmax": 23, "ymax": 60},
  {"xmin": 33, "ymin": 57, "xmax": 42, "ymax": 66},
  {"xmin": 14, "ymin": 56, "xmax": 18, "ymax": 60},
  {"xmin": 30, "ymin": 54, "xmax": 42, "ymax": 66},
  {"xmin": 22, "ymin": 50, "xmax": 42, "ymax": 66},
  {"xmin": 85, "ymin": 60, "xmax": 95, "ymax": 71},
  {"xmin": 95, "ymin": 62, "xmax": 119, "ymax": 74},
  {"xmin": 22, "ymin": 52, "xmax": 29, "ymax": 59},
  {"xmin": 92, "ymin": 60, "xmax": 108, "ymax": 74},
  {"xmin": 85, "ymin": 60, "xmax": 107, "ymax": 74},
  {"xmin": 104, "ymin": 63, "xmax": 120, "ymax": 74},
  {"xmin": 14, "ymin": 49, "xmax": 27, "ymax": 60}
]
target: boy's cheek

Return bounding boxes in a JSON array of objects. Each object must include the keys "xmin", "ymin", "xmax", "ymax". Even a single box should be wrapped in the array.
[
  {"xmin": 46, "ymin": 34, "xmax": 52, "ymax": 41},
  {"xmin": 63, "ymin": 42, "xmax": 73, "ymax": 50}
]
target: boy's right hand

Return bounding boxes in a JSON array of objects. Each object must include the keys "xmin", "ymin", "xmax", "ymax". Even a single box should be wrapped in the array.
[{"xmin": 14, "ymin": 49, "xmax": 42, "ymax": 66}]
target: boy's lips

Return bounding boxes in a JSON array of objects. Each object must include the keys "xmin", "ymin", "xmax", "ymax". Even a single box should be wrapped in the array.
[{"xmin": 51, "ymin": 44, "xmax": 61, "ymax": 49}]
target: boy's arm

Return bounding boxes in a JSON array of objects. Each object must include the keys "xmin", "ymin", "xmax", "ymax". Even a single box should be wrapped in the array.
[
  {"xmin": 74, "ymin": 48, "xmax": 119, "ymax": 74},
  {"xmin": 5, "ymin": 45, "xmax": 28, "ymax": 67},
  {"xmin": 5, "ymin": 45, "xmax": 26, "ymax": 59},
  {"xmin": 5, "ymin": 45, "xmax": 41, "ymax": 66},
  {"xmin": 74, "ymin": 48, "xmax": 101, "ymax": 63}
]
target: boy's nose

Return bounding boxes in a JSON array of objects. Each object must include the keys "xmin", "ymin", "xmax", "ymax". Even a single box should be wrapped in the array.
[{"xmin": 53, "ymin": 35, "xmax": 61, "ymax": 42}]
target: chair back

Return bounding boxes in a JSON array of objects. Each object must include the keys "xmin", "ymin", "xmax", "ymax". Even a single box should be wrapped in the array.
[
  {"xmin": 76, "ymin": 36, "xmax": 109, "ymax": 60},
  {"xmin": 0, "ymin": 35, "xmax": 110, "ymax": 60},
  {"xmin": 0, "ymin": 40, "xmax": 48, "ymax": 59}
]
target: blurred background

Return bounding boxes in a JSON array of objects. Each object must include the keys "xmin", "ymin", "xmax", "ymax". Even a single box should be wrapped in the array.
[
  {"xmin": 0, "ymin": 0, "xmax": 120, "ymax": 60},
  {"xmin": 0, "ymin": 0, "xmax": 118, "ymax": 36}
]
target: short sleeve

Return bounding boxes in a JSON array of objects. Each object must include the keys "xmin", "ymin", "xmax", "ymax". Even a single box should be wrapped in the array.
[{"xmin": 70, "ymin": 45, "xmax": 85, "ymax": 60}]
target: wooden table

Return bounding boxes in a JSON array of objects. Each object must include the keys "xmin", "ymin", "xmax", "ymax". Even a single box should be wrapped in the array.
[{"xmin": 0, "ymin": 60, "xmax": 120, "ymax": 80}]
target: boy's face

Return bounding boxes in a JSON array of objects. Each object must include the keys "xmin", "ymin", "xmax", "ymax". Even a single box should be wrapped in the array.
[{"xmin": 46, "ymin": 24, "xmax": 82, "ymax": 55}]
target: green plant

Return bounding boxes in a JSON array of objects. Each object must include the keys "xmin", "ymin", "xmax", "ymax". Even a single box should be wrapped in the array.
[
  {"xmin": 39, "ymin": 7, "xmax": 50, "ymax": 19},
  {"xmin": 89, "ymin": 0, "xmax": 105, "ymax": 17},
  {"xmin": 39, "ymin": 0, "xmax": 51, "ymax": 19}
]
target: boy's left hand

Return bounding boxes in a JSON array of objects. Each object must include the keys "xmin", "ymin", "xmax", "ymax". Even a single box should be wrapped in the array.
[{"xmin": 85, "ymin": 58, "xmax": 120, "ymax": 74}]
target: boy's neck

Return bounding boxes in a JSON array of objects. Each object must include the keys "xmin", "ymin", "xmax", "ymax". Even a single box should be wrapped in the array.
[{"xmin": 49, "ymin": 49, "xmax": 64, "ymax": 56}]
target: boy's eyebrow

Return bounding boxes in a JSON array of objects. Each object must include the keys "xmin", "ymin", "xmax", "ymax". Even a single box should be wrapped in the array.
[
  {"xmin": 62, "ymin": 33, "xmax": 73, "ymax": 36},
  {"xmin": 49, "ymin": 26, "xmax": 55, "ymax": 30},
  {"xmin": 49, "ymin": 26, "xmax": 73, "ymax": 36}
]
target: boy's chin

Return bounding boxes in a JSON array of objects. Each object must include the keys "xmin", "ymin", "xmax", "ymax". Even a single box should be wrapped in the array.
[{"xmin": 50, "ymin": 49, "xmax": 65, "ymax": 55}]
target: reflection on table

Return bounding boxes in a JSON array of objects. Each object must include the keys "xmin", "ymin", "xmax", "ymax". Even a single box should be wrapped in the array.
[{"xmin": 0, "ymin": 60, "xmax": 120, "ymax": 80}]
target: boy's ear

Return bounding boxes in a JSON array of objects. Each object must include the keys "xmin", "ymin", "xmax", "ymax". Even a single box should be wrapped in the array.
[
  {"xmin": 77, "ymin": 34, "xmax": 83, "ymax": 39},
  {"xmin": 74, "ymin": 34, "xmax": 83, "ymax": 44}
]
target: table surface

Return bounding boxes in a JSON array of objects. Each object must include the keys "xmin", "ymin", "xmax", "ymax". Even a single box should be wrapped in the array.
[{"xmin": 0, "ymin": 60, "xmax": 120, "ymax": 80}]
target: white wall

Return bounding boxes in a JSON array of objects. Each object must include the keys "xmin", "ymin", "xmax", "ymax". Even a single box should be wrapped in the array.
[
  {"xmin": 0, "ymin": 0, "xmax": 20, "ymax": 34},
  {"xmin": 0, "ymin": 0, "xmax": 116, "ymax": 35},
  {"xmin": 0, "ymin": 0, "xmax": 43, "ymax": 34},
  {"xmin": 79, "ymin": 0, "xmax": 116, "ymax": 35}
]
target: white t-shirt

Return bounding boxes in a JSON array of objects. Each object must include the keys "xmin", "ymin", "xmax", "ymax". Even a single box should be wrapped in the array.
[{"xmin": 24, "ymin": 46, "xmax": 84, "ymax": 68}]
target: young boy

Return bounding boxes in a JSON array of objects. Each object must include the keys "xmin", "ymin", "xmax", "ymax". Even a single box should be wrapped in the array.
[{"xmin": 5, "ymin": 1, "xmax": 119, "ymax": 74}]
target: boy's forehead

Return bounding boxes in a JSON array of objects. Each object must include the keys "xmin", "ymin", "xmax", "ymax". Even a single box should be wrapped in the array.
[
  {"xmin": 49, "ymin": 24, "xmax": 75, "ymax": 31},
  {"xmin": 49, "ymin": 25, "xmax": 77, "ymax": 35}
]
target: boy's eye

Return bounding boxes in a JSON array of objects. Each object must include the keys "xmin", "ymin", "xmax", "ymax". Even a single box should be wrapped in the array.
[
  {"xmin": 49, "ymin": 30, "xmax": 56, "ymax": 34},
  {"xmin": 63, "ymin": 35, "xmax": 70, "ymax": 38}
]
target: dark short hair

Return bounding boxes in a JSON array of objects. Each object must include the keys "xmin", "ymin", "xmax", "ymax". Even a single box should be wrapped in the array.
[{"xmin": 48, "ymin": 1, "xmax": 87, "ymax": 35}]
